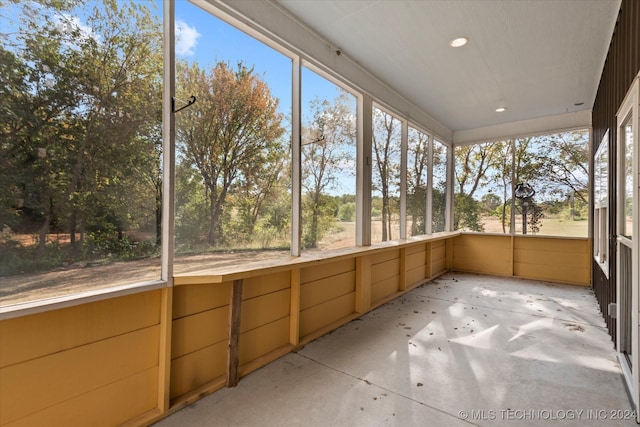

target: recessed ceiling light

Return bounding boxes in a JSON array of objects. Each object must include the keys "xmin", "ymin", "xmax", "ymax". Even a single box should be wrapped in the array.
[
  {"xmin": 496, "ymin": 107, "xmax": 506, "ymax": 113},
  {"xmin": 450, "ymin": 37, "xmax": 468, "ymax": 48}
]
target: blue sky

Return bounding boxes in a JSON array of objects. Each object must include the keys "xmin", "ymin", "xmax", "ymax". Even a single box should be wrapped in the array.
[
  {"xmin": 173, "ymin": 0, "xmax": 346, "ymax": 119},
  {"xmin": 173, "ymin": 0, "xmax": 357, "ymax": 196},
  {"xmin": 0, "ymin": 0, "xmax": 357, "ymax": 193},
  {"xmin": 0, "ymin": 0, "xmax": 344, "ymax": 117}
]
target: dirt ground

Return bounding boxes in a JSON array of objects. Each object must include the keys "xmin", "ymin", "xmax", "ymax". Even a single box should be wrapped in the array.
[
  {"xmin": 0, "ymin": 250, "xmax": 289, "ymax": 306},
  {"xmin": 1, "ymin": 217, "xmax": 586, "ymax": 307}
]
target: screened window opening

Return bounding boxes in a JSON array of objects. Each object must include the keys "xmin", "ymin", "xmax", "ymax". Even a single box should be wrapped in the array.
[
  {"xmin": 300, "ymin": 67, "xmax": 357, "ymax": 252},
  {"xmin": 173, "ymin": 2, "xmax": 292, "ymax": 271},
  {"xmin": 432, "ymin": 139, "xmax": 448, "ymax": 233},
  {"xmin": 1, "ymin": 0, "xmax": 163, "ymax": 306},
  {"xmin": 453, "ymin": 130, "xmax": 589, "ymax": 237},
  {"xmin": 371, "ymin": 106, "xmax": 402, "ymax": 243},
  {"xmin": 406, "ymin": 128, "xmax": 429, "ymax": 237}
]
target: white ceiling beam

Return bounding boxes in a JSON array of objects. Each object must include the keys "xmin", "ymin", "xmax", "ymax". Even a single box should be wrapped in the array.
[{"xmin": 453, "ymin": 110, "xmax": 592, "ymax": 146}]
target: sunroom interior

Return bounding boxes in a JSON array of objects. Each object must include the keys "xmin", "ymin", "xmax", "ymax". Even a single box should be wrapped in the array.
[{"xmin": 1, "ymin": 0, "xmax": 639, "ymax": 426}]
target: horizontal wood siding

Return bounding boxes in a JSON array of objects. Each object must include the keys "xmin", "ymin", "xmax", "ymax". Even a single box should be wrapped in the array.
[
  {"xmin": 299, "ymin": 292, "xmax": 355, "ymax": 337},
  {"xmin": 0, "ymin": 291, "xmax": 161, "ymax": 426},
  {"xmin": 452, "ymin": 234, "xmax": 591, "ymax": 286},
  {"xmin": 239, "ymin": 316, "xmax": 290, "ymax": 365},
  {"xmin": 170, "ymin": 283, "xmax": 231, "ymax": 400},
  {"xmin": 431, "ymin": 240, "xmax": 447, "ymax": 275},
  {"xmin": 453, "ymin": 234, "xmax": 512, "ymax": 276},
  {"xmin": 239, "ymin": 271, "xmax": 291, "ymax": 366},
  {"xmin": 405, "ymin": 244, "xmax": 427, "ymax": 286},
  {"xmin": 370, "ymin": 249, "xmax": 400, "ymax": 303},
  {"xmin": 514, "ymin": 237, "xmax": 591, "ymax": 285},
  {"xmin": 299, "ymin": 259, "xmax": 356, "ymax": 338},
  {"xmin": 170, "ymin": 340, "xmax": 227, "ymax": 399}
]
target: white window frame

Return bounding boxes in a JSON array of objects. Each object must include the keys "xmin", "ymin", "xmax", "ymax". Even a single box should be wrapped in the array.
[{"xmin": 593, "ymin": 130, "xmax": 609, "ymax": 277}]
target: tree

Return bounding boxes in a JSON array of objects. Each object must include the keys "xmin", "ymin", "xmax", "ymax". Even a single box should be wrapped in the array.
[
  {"xmin": 407, "ymin": 129, "xmax": 429, "ymax": 235},
  {"xmin": 431, "ymin": 141, "xmax": 448, "ymax": 233},
  {"xmin": 236, "ymin": 149, "xmax": 287, "ymax": 240},
  {"xmin": 1, "ymin": 0, "xmax": 163, "ymax": 260},
  {"xmin": 301, "ymin": 93, "xmax": 355, "ymax": 248},
  {"xmin": 176, "ymin": 61, "xmax": 285, "ymax": 247},
  {"xmin": 453, "ymin": 130, "xmax": 589, "ymax": 236},
  {"xmin": 486, "ymin": 140, "xmax": 513, "ymax": 233},
  {"xmin": 536, "ymin": 131, "xmax": 589, "ymax": 204},
  {"xmin": 372, "ymin": 108, "xmax": 400, "ymax": 241},
  {"xmin": 454, "ymin": 142, "xmax": 503, "ymax": 231}
]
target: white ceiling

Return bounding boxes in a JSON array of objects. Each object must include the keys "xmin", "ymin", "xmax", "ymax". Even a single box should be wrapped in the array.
[{"xmin": 275, "ymin": 0, "xmax": 621, "ymax": 134}]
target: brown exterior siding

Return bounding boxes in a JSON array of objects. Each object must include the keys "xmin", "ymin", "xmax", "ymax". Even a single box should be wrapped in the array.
[{"xmin": 592, "ymin": 0, "xmax": 640, "ymax": 340}]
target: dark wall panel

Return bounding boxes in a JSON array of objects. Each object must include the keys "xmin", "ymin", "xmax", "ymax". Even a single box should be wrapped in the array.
[{"xmin": 592, "ymin": 0, "xmax": 640, "ymax": 341}]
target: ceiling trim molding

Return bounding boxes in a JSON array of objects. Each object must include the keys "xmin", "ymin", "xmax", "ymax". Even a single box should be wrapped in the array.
[{"xmin": 452, "ymin": 110, "xmax": 592, "ymax": 146}]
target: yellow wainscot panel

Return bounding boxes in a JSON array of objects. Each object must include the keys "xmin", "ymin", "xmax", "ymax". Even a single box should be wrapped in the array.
[
  {"xmin": 370, "ymin": 248, "xmax": 399, "ymax": 265},
  {"xmin": 405, "ymin": 248, "xmax": 426, "ymax": 271},
  {"xmin": 242, "ymin": 270, "xmax": 291, "ymax": 300},
  {"xmin": 173, "ymin": 282, "xmax": 231, "ymax": 320},
  {"xmin": 406, "ymin": 264, "xmax": 427, "ymax": 286},
  {"xmin": 300, "ymin": 258, "xmax": 355, "ymax": 284},
  {"xmin": 0, "ymin": 290, "xmax": 161, "ymax": 369},
  {"xmin": 431, "ymin": 257, "xmax": 446, "ymax": 276},
  {"xmin": 431, "ymin": 241, "xmax": 447, "ymax": 275},
  {"xmin": 171, "ymin": 305, "xmax": 229, "ymax": 359},
  {"xmin": 238, "ymin": 316, "xmax": 290, "ymax": 366},
  {"xmin": 0, "ymin": 325, "xmax": 159, "ymax": 425},
  {"xmin": 514, "ymin": 248, "xmax": 589, "ymax": 270},
  {"xmin": 300, "ymin": 270, "xmax": 355, "ymax": 311},
  {"xmin": 370, "ymin": 258, "xmax": 400, "ymax": 284},
  {"xmin": 453, "ymin": 235, "xmax": 511, "ymax": 276},
  {"xmin": 4, "ymin": 367, "xmax": 158, "ymax": 427},
  {"xmin": 300, "ymin": 292, "xmax": 355, "ymax": 338},
  {"xmin": 371, "ymin": 275, "xmax": 400, "ymax": 303},
  {"xmin": 431, "ymin": 241, "xmax": 446, "ymax": 261},
  {"xmin": 514, "ymin": 263, "xmax": 590, "ymax": 286},
  {"xmin": 240, "ymin": 288, "xmax": 291, "ymax": 333},
  {"xmin": 514, "ymin": 236, "xmax": 589, "ymax": 253},
  {"xmin": 405, "ymin": 243, "xmax": 426, "ymax": 256},
  {"xmin": 170, "ymin": 340, "xmax": 227, "ymax": 400}
]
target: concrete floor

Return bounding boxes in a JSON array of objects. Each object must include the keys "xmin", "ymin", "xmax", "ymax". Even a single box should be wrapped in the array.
[{"xmin": 155, "ymin": 273, "xmax": 636, "ymax": 426}]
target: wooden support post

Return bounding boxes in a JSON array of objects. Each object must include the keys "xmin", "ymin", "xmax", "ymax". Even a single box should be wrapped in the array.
[
  {"xmin": 227, "ymin": 279, "xmax": 243, "ymax": 387},
  {"xmin": 289, "ymin": 269, "xmax": 300, "ymax": 346},
  {"xmin": 425, "ymin": 242, "xmax": 432, "ymax": 279},
  {"xmin": 510, "ymin": 235, "xmax": 515, "ymax": 277},
  {"xmin": 399, "ymin": 248, "xmax": 407, "ymax": 291},
  {"xmin": 355, "ymin": 255, "xmax": 371, "ymax": 313},
  {"xmin": 446, "ymin": 238, "xmax": 454, "ymax": 270},
  {"xmin": 157, "ymin": 286, "xmax": 173, "ymax": 414}
]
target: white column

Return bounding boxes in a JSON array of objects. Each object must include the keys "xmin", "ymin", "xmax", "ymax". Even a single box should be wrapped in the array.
[
  {"xmin": 291, "ymin": 56, "xmax": 302, "ymax": 256},
  {"xmin": 357, "ymin": 94, "xmax": 372, "ymax": 246},
  {"xmin": 445, "ymin": 144, "xmax": 454, "ymax": 231},
  {"xmin": 161, "ymin": 0, "xmax": 175, "ymax": 284},
  {"xmin": 426, "ymin": 134, "xmax": 434, "ymax": 235},
  {"xmin": 400, "ymin": 120, "xmax": 408, "ymax": 239}
]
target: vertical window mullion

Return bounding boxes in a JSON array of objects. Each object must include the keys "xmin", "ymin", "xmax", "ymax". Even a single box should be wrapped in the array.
[
  {"xmin": 426, "ymin": 134, "xmax": 433, "ymax": 235},
  {"xmin": 357, "ymin": 94, "xmax": 372, "ymax": 246},
  {"xmin": 400, "ymin": 120, "xmax": 408, "ymax": 239},
  {"xmin": 291, "ymin": 57, "xmax": 302, "ymax": 256},
  {"xmin": 162, "ymin": 0, "xmax": 175, "ymax": 284},
  {"xmin": 509, "ymin": 138, "xmax": 516, "ymax": 235},
  {"xmin": 445, "ymin": 144, "xmax": 454, "ymax": 232}
]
